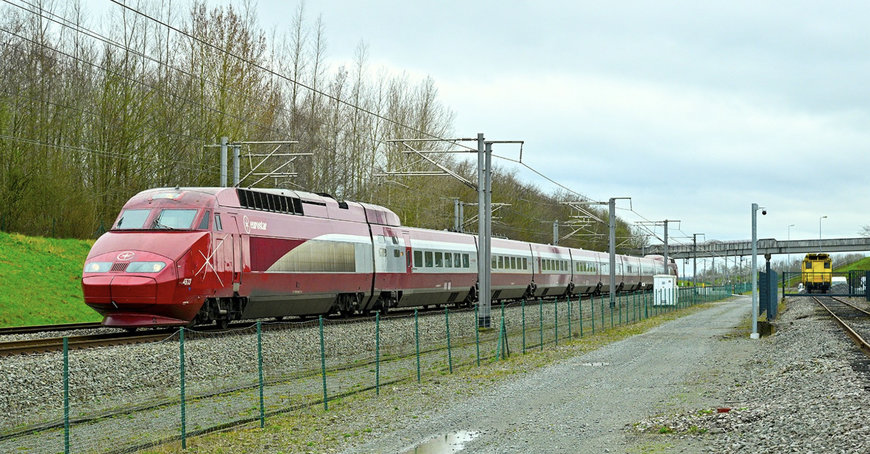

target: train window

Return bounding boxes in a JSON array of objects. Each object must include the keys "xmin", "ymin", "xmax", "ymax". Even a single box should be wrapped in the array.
[
  {"xmin": 492, "ymin": 257, "xmax": 497, "ymax": 268},
  {"xmin": 805, "ymin": 262, "xmax": 811, "ymax": 269},
  {"xmin": 498, "ymin": 256, "xmax": 504, "ymax": 269},
  {"xmin": 435, "ymin": 252, "xmax": 443, "ymax": 267},
  {"xmin": 392, "ymin": 236, "xmax": 399, "ymax": 245},
  {"xmin": 523, "ymin": 258, "xmax": 528, "ymax": 270},
  {"xmin": 393, "ymin": 249, "xmax": 401, "ymax": 258},
  {"xmin": 215, "ymin": 214, "xmax": 223, "ymax": 231},
  {"xmin": 114, "ymin": 209, "xmax": 150, "ymax": 229},
  {"xmin": 455, "ymin": 253, "xmax": 461, "ymax": 267},
  {"xmin": 824, "ymin": 262, "xmax": 830, "ymax": 269},
  {"xmin": 414, "ymin": 250, "xmax": 423, "ymax": 267},
  {"xmin": 152, "ymin": 209, "xmax": 198, "ymax": 230},
  {"xmin": 197, "ymin": 210, "xmax": 210, "ymax": 230},
  {"xmin": 463, "ymin": 254, "xmax": 470, "ymax": 268},
  {"xmin": 445, "ymin": 253, "xmax": 452, "ymax": 267},
  {"xmin": 425, "ymin": 251, "xmax": 433, "ymax": 267},
  {"xmin": 379, "ymin": 248, "xmax": 387, "ymax": 257},
  {"xmin": 511, "ymin": 257, "xmax": 517, "ymax": 269}
]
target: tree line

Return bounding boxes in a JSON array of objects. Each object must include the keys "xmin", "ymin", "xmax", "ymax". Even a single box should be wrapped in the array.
[{"xmin": 0, "ymin": 0, "xmax": 645, "ymax": 253}]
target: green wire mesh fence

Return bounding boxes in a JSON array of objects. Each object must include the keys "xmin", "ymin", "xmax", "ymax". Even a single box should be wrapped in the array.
[{"xmin": 0, "ymin": 284, "xmax": 739, "ymax": 453}]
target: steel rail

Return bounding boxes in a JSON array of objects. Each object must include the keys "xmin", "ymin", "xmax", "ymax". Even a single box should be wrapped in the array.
[
  {"xmin": 0, "ymin": 322, "xmax": 104, "ymax": 336},
  {"xmin": 812, "ymin": 296, "xmax": 870, "ymax": 357},
  {"xmin": 830, "ymin": 296, "xmax": 870, "ymax": 317},
  {"xmin": 0, "ymin": 332, "xmax": 173, "ymax": 357}
]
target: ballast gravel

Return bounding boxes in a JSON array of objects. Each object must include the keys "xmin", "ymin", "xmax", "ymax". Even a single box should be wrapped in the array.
[{"xmin": 633, "ymin": 296, "xmax": 870, "ymax": 453}]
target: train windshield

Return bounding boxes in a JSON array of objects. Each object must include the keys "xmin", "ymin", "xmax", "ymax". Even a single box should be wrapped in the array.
[
  {"xmin": 151, "ymin": 209, "xmax": 198, "ymax": 230},
  {"xmin": 114, "ymin": 209, "xmax": 150, "ymax": 229}
]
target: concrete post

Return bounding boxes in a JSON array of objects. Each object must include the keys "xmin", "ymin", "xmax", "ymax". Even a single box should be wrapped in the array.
[
  {"xmin": 751, "ymin": 203, "xmax": 759, "ymax": 339},
  {"xmin": 609, "ymin": 198, "xmax": 616, "ymax": 307},
  {"xmin": 220, "ymin": 136, "xmax": 228, "ymax": 187}
]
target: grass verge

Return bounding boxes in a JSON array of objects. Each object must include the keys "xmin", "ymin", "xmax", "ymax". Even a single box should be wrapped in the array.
[{"xmin": 0, "ymin": 231, "xmax": 98, "ymax": 327}]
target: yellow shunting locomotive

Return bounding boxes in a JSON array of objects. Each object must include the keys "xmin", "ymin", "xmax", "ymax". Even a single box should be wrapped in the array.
[{"xmin": 802, "ymin": 253, "xmax": 832, "ymax": 293}]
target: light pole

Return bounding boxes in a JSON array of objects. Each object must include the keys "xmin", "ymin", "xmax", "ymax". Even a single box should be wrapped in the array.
[
  {"xmin": 751, "ymin": 203, "xmax": 766, "ymax": 340},
  {"xmin": 787, "ymin": 224, "xmax": 795, "ymax": 272},
  {"xmin": 819, "ymin": 215, "xmax": 827, "ymax": 241}
]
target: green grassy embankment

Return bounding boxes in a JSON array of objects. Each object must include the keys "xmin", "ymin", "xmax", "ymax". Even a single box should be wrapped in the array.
[
  {"xmin": 0, "ymin": 231, "xmax": 100, "ymax": 327},
  {"xmin": 836, "ymin": 256, "xmax": 870, "ymax": 273}
]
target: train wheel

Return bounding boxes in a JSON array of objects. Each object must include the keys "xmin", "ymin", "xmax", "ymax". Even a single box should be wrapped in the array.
[{"xmin": 216, "ymin": 318, "xmax": 229, "ymax": 330}]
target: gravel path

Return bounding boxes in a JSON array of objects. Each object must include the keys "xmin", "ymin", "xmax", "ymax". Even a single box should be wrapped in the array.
[
  {"xmin": 345, "ymin": 296, "xmax": 755, "ymax": 453},
  {"xmin": 634, "ymin": 295, "xmax": 870, "ymax": 453}
]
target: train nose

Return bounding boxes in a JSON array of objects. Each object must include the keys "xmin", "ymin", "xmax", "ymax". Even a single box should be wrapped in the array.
[{"xmin": 110, "ymin": 275, "xmax": 158, "ymax": 304}]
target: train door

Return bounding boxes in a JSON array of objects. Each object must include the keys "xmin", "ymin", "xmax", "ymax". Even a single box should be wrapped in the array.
[
  {"xmin": 229, "ymin": 215, "xmax": 244, "ymax": 291},
  {"xmin": 403, "ymin": 232, "xmax": 412, "ymax": 273},
  {"xmin": 210, "ymin": 213, "xmax": 233, "ymax": 293}
]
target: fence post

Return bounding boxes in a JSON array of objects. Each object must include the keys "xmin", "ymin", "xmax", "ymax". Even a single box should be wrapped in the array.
[
  {"xmin": 446, "ymin": 308, "xmax": 453, "ymax": 374},
  {"xmin": 319, "ymin": 316, "xmax": 328, "ymax": 410},
  {"xmin": 415, "ymin": 309, "xmax": 420, "ymax": 383},
  {"xmin": 496, "ymin": 317, "xmax": 503, "ymax": 360},
  {"xmin": 522, "ymin": 299, "xmax": 526, "ymax": 354},
  {"xmin": 618, "ymin": 294, "xmax": 622, "ymax": 325},
  {"xmin": 539, "ymin": 298, "xmax": 543, "ymax": 351},
  {"xmin": 609, "ymin": 296, "xmax": 614, "ymax": 329},
  {"xmin": 180, "ymin": 327, "xmax": 186, "ymax": 449},
  {"xmin": 578, "ymin": 295, "xmax": 583, "ymax": 337},
  {"xmin": 600, "ymin": 295, "xmax": 605, "ymax": 328},
  {"xmin": 375, "ymin": 311, "xmax": 381, "ymax": 394},
  {"xmin": 568, "ymin": 298, "xmax": 572, "ymax": 339},
  {"xmin": 590, "ymin": 293, "xmax": 595, "ymax": 334},
  {"xmin": 474, "ymin": 305, "xmax": 480, "ymax": 367},
  {"xmin": 63, "ymin": 337, "xmax": 69, "ymax": 454},
  {"xmin": 645, "ymin": 290, "xmax": 649, "ymax": 319},
  {"xmin": 257, "ymin": 321, "xmax": 264, "ymax": 428},
  {"xmin": 554, "ymin": 297, "xmax": 559, "ymax": 346}
]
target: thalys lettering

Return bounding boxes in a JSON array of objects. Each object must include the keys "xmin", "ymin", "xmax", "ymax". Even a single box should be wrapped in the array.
[{"xmin": 81, "ymin": 187, "xmax": 678, "ymax": 329}]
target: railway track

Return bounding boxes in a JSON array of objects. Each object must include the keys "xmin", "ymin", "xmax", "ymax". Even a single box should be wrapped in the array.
[
  {"xmin": 0, "ymin": 331, "xmax": 175, "ymax": 356},
  {"xmin": 0, "ymin": 322, "xmax": 104, "ymax": 336},
  {"xmin": 812, "ymin": 295, "xmax": 870, "ymax": 356},
  {"xmin": 0, "ymin": 296, "xmax": 572, "ymax": 357}
]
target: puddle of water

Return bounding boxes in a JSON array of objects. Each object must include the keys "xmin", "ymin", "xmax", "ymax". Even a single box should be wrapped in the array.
[{"xmin": 400, "ymin": 430, "xmax": 481, "ymax": 454}]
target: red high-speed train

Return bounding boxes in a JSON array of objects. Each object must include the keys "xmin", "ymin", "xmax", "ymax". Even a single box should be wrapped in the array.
[{"xmin": 81, "ymin": 187, "xmax": 678, "ymax": 328}]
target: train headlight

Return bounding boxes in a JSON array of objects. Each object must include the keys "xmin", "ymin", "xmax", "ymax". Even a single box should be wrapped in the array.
[
  {"xmin": 126, "ymin": 261, "xmax": 167, "ymax": 273},
  {"xmin": 84, "ymin": 262, "xmax": 112, "ymax": 273}
]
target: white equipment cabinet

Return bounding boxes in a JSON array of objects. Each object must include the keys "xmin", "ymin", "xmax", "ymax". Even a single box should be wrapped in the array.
[{"xmin": 654, "ymin": 274, "xmax": 677, "ymax": 306}]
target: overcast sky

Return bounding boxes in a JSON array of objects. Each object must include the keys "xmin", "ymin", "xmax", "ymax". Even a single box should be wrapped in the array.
[
  {"xmin": 84, "ymin": 1, "xmax": 869, "ymax": 255},
  {"xmin": 248, "ymin": 0, "xmax": 868, "ymax": 251}
]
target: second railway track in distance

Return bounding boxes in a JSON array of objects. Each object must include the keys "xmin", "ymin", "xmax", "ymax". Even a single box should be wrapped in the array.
[{"xmin": 812, "ymin": 295, "xmax": 870, "ymax": 356}]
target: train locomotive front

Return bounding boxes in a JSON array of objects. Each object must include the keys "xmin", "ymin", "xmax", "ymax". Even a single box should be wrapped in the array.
[{"xmin": 82, "ymin": 189, "xmax": 228, "ymax": 328}]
